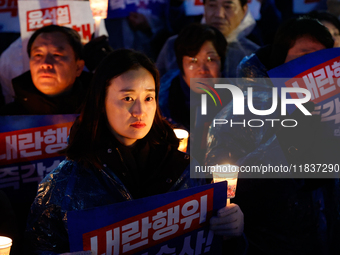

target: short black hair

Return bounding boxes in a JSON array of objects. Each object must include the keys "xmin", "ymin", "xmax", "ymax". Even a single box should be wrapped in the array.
[
  {"xmin": 174, "ymin": 23, "xmax": 227, "ymax": 74},
  {"xmin": 203, "ymin": 0, "xmax": 247, "ymax": 7},
  {"xmin": 27, "ymin": 25, "xmax": 83, "ymax": 60},
  {"xmin": 270, "ymin": 17, "xmax": 334, "ymax": 69},
  {"xmin": 307, "ymin": 10, "xmax": 340, "ymax": 32}
]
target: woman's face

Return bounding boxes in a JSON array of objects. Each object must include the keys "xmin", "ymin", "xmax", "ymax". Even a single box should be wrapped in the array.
[
  {"xmin": 105, "ymin": 67, "xmax": 157, "ymax": 147},
  {"xmin": 182, "ymin": 41, "xmax": 221, "ymax": 93},
  {"xmin": 321, "ymin": 20, "xmax": 340, "ymax": 48}
]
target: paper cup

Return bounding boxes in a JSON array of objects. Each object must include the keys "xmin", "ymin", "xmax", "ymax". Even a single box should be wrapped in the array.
[
  {"xmin": 0, "ymin": 236, "xmax": 12, "ymax": 255},
  {"xmin": 212, "ymin": 165, "xmax": 239, "ymax": 199},
  {"xmin": 174, "ymin": 129, "xmax": 189, "ymax": 153}
]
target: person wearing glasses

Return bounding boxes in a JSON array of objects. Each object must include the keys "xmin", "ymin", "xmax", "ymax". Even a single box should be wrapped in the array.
[
  {"xmin": 156, "ymin": 0, "xmax": 259, "ymax": 78},
  {"xmin": 158, "ymin": 24, "xmax": 232, "ymax": 164}
]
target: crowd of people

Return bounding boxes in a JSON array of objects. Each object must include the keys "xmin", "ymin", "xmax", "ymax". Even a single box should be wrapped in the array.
[{"xmin": 1, "ymin": 0, "xmax": 340, "ymax": 254}]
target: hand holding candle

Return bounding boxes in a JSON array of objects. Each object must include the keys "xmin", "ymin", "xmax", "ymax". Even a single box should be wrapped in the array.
[
  {"xmin": 212, "ymin": 164, "xmax": 239, "ymax": 204},
  {"xmin": 211, "ymin": 165, "xmax": 243, "ymax": 238},
  {"xmin": 210, "ymin": 203, "xmax": 244, "ymax": 237}
]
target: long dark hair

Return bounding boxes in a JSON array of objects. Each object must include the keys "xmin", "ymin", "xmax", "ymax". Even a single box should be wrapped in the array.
[{"xmin": 65, "ymin": 49, "xmax": 179, "ymax": 168}]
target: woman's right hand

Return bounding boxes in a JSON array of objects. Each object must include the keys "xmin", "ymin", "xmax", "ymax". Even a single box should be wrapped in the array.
[{"xmin": 209, "ymin": 203, "xmax": 244, "ymax": 239}]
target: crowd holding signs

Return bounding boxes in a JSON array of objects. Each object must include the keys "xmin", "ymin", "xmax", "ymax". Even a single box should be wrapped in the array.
[{"xmin": 0, "ymin": 1, "xmax": 339, "ymax": 255}]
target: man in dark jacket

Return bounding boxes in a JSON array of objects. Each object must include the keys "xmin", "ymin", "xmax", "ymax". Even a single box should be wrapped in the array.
[
  {"xmin": 0, "ymin": 25, "xmax": 90, "ymax": 115},
  {"xmin": 0, "ymin": 25, "xmax": 91, "ymax": 255}
]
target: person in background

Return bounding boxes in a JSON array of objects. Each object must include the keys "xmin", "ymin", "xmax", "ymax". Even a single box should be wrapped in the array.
[
  {"xmin": 251, "ymin": 0, "xmax": 283, "ymax": 45},
  {"xmin": 150, "ymin": 0, "xmax": 203, "ymax": 59},
  {"xmin": 237, "ymin": 17, "xmax": 334, "ymax": 82},
  {"xmin": 156, "ymin": 0, "xmax": 259, "ymax": 78},
  {"xmin": 105, "ymin": 1, "xmax": 167, "ymax": 61},
  {"xmin": 159, "ymin": 23, "xmax": 228, "ymax": 130},
  {"xmin": 25, "ymin": 49, "xmax": 244, "ymax": 254},
  {"xmin": 159, "ymin": 23, "xmax": 232, "ymax": 165},
  {"xmin": 0, "ymin": 24, "xmax": 91, "ymax": 255},
  {"xmin": 0, "ymin": 25, "xmax": 90, "ymax": 115},
  {"xmin": 307, "ymin": 10, "xmax": 340, "ymax": 48},
  {"xmin": 206, "ymin": 17, "xmax": 340, "ymax": 254},
  {"xmin": 82, "ymin": 35, "xmax": 114, "ymax": 73}
]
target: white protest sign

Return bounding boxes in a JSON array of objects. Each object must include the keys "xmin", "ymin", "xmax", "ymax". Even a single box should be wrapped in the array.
[{"xmin": 18, "ymin": 0, "xmax": 94, "ymax": 70}]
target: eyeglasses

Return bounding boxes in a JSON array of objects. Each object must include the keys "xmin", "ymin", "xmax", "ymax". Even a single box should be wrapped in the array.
[{"xmin": 184, "ymin": 55, "xmax": 221, "ymax": 71}]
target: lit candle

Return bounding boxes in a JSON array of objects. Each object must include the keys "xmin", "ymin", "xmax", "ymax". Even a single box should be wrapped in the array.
[
  {"xmin": 89, "ymin": 0, "xmax": 108, "ymax": 37},
  {"xmin": 0, "ymin": 236, "xmax": 12, "ymax": 255},
  {"xmin": 212, "ymin": 164, "xmax": 239, "ymax": 205},
  {"xmin": 173, "ymin": 129, "xmax": 189, "ymax": 153}
]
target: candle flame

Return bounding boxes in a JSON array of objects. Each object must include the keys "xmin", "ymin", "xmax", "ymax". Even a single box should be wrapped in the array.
[{"xmin": 89, "ymin": 0, "xmax": 108, "ymax": 19}]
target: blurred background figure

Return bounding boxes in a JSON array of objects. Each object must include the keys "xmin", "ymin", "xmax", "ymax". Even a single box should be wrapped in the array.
[
  {"xmin": 156, "ymin": 0, "xmax": 260, "ymax": 78},
  {"xmin": 237, "ymin": 17, "xmax": 334, "ymax": 81},
  {"xmin": 207, "ymin": 17, "xmax": 340, "ymax": 254},
  {"xmin": 159, "ymin": 23, "xmax": 227, "ymax": 130},
  {"xmin": 83, "ymin": 35, "xmax": 113, "ymax": 73},
  {"xmin": 105, "ymin": 0, "xmax": 167, "ymax": 61},
  {"xmin": 249, "ymin": 0, "xmax": 282, "ymax": 45},
  {"xmin": 159, "ymin": 23, "xmax": 232, "ymax": 165},
  {"xmin": 307, "ymin": 10, "xmax": 340, "ymax": 48}
]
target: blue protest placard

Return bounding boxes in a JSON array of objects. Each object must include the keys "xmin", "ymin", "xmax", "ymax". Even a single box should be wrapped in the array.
[
  {"xmin": 293, "ymin": 0, "xmax": 327, "ymax": 14},
  {"xmin": 68, "ymin": 182, "xmax": 227, "ymax": 255},
  {"xmin": 268, "ymin": 48, "xmax": 340, "ymax": 139},
  {"xmin": 0, "ymin": 114, "xmax": 77, "ymax": 202},
  {"xmin": 107, "ymin": 0, "xmax": 166, "ymax": 19}
]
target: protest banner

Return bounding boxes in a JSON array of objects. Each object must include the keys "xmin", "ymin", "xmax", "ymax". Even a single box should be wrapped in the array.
[
  {"xmin": 0, "ymin": 114, "xmax": 77, "ymax": 204},
  {"xmin": 268, "ymin": 48, "xmax": 340, "ymax": 139},
  {"xmin": 107, "ymin": 0, "xmax": 166, "ymax": 19},
  {"xmin": 184, "ymin": 0, "xmax": 204, "ymax": 16},
  {"xmin": 68, "ymin": 182, "xmax": 227, "ymax": 255},
  {"xmin": 0, "ymin": 0, "xmax": 20, "ymax": 32},
  {"xmin": 18, "ymin": 0, "xmax": 94, "ymax": 70}
]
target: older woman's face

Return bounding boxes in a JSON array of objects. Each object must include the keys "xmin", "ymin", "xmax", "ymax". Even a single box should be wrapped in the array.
[
  {"xmin": 105, "ymin": 67, "xmax": 156, "ymax": 146},
  {"xmin": 182, "ymin": 41, "xmax": 221, "ymax": 93},
  {"xmin": 321, "ymin": 20, "xmax": 340, "ymax": 48}
]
